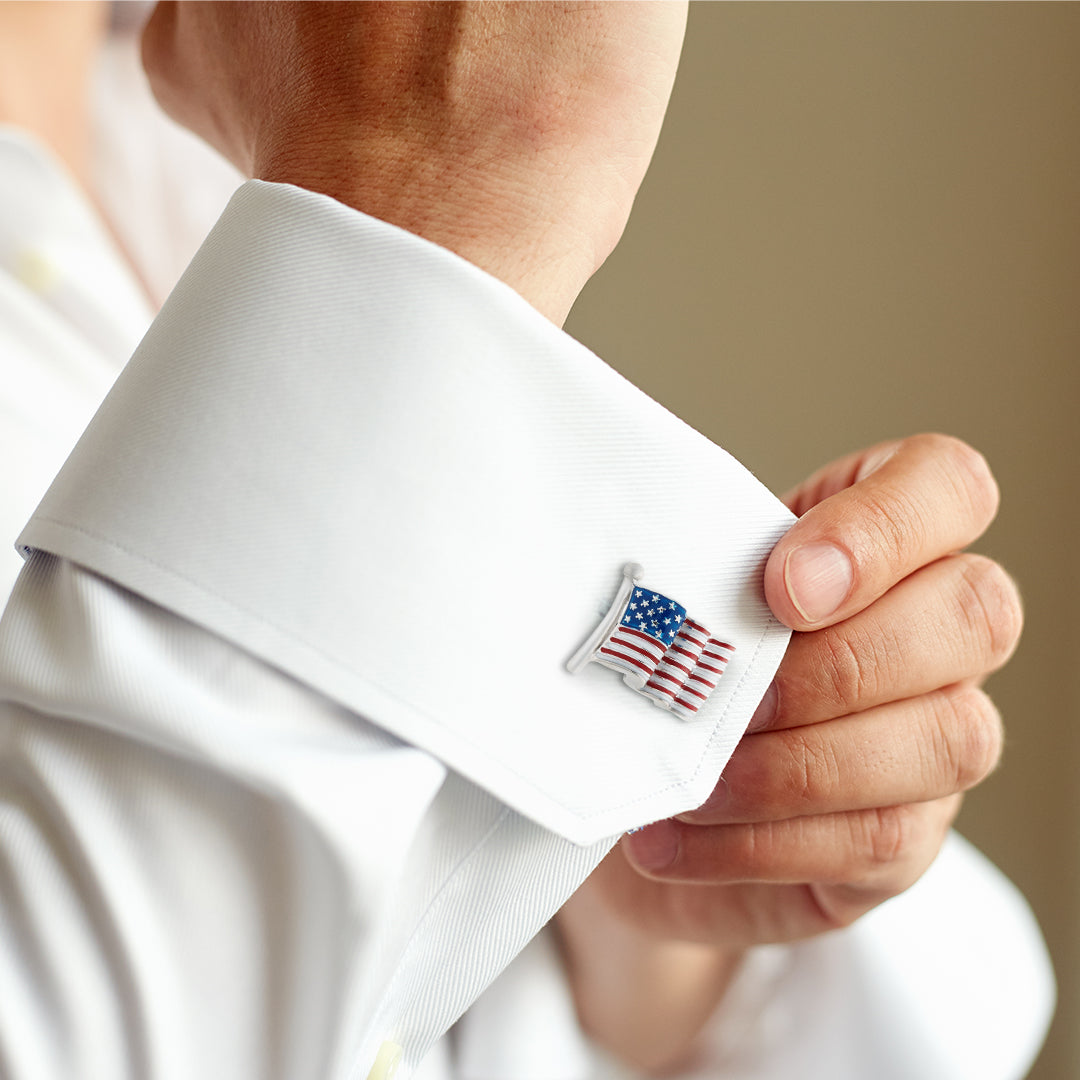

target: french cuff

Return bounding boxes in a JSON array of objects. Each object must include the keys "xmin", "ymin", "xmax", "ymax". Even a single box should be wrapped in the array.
[{"xmin": 18, "ymin": 180, "xmax": 794, "ymax": 846}]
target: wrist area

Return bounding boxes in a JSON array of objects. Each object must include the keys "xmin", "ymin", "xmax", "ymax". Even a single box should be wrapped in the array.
[
  {"xmin": 141, "ymin": 2, "xmax": 686, "ymax": 325},
  {"xmin": 256, "ymin": 134, "xmax": 597, "ymax": 326},
  {"xmin": 555, "ymin": 880, "xmax": 744, "ymax": 1074}
]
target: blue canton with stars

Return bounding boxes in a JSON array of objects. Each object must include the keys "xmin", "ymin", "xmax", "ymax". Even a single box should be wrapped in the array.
[{"xmin": 620, "ymin": 587, "xmax": 687, "ymax": 645}]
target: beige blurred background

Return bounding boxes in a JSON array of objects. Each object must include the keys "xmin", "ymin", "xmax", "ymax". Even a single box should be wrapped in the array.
[{"xmin": 566, "ymin": 4, "xmax": 1080, "ymax": 1077}]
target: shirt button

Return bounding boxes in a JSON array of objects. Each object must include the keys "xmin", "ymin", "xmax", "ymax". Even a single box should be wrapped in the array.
[
  {"xmin": 365, "ymin": 1041, "xmax": 403, "ymax": 1080},
  {"xmin": 14, "ymin": 249, "xmax": 60, "ymax": 294}
]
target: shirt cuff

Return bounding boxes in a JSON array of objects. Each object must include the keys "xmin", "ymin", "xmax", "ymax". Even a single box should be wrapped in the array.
[{"xmin": 19, "ymin": 179, "xmax": 794, "ymax": 844}]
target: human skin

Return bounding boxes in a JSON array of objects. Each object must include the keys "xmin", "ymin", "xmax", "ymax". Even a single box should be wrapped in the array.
[
  {"xmin": 142, "ymin": 0, "xmax": 688, "ymax": 326},
  {"xmin": 139, "ymin": 4, "xmax": 1020, "ymax": 1072},
  {"xmin": 558, "ymin": 433, "xmax": 1014, "ymax": 1069},
  {"xmin": 0, "ymin": 0, "xmax": 108, "ymax": 187}
]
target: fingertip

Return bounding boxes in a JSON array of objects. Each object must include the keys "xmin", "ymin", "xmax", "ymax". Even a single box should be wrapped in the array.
[
  {"xmin": 746, "ymin": 681, "xmax": 779, "ymax": 734},
  {"xmin": 946, "ymin": 435, "xmax": 1000, "ymax": 530},
  {"xmin": 763, "ymin": 540, "xmax": 802, "ymax": 629},
  {"xmin": 623, "ymin": 819, "xmax": 679, "ymax": 874},
  {"xmin": 765, "ymin": 433, "xmax": 1001, "ymax": 631},
  {"xmin": 786, "ymin": 543, "xmax": 854, "ymax": 624},
  {"xmin": 764, "ymin": 538, "xmax": 854, "ymax": 630}
]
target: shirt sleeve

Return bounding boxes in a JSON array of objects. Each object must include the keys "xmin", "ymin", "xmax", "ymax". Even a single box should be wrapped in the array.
[
  {"xmin": 17, "ymin": 180, "xmax": 794, "ymax": 846},
  {"xmin": 686, "ymin": 832, "xmax": 1055, "ymax": 1080},
  {"xmin": 2, "ymin": 181, "xmax": 795, "ymax": 1079},
  {"xmin": 0, "ymin": 554, "xmax": 611, "ymax": 1079},
  {"xmin": 454, "ymin": 836, "xmax": 1053, "ymax": 1080}
]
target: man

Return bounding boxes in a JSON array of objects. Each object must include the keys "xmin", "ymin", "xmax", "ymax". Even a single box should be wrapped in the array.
[{"xmin": 0, "ymin": 3, "xmax": 1052, "ymax": 1077}]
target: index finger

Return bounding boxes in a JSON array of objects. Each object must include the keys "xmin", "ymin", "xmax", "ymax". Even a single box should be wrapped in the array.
[{"xmin": 764, "ymin": 434, "xmax": 1000, "ymax": 631}]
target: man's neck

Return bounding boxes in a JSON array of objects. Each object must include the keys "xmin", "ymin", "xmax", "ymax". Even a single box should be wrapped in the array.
[{"xmin": 0, "ymin": 0, "xmax": 109, "ymax": 188}]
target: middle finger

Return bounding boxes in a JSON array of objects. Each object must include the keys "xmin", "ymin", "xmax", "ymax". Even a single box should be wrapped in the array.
[
  {"xmin": 679, "ymin": 684, "xmax": 1002, "ymax": 826},
  {"xmin": 751, "ymin": 552, "xmax": 1022, "ymax": 734}
]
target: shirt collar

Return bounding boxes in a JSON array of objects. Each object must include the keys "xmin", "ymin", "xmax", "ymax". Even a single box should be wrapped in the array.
[{"xmin": 19, "ymin": 180, "xmax": 792, "ymax": 845}]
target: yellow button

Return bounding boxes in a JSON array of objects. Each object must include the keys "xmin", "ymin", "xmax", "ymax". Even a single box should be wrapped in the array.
[
  {"xmin": 365, "ymin": 1041, "xmax": 403, "ymax": 1080},
  {"xmin": 14, "ymin": 249, "xmax": 60, "ymax": 294}
]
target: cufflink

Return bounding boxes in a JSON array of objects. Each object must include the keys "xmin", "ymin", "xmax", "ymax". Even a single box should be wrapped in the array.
[{"xmin": 567, "ymin": 563, "xmax": 734, "ymax": 719}]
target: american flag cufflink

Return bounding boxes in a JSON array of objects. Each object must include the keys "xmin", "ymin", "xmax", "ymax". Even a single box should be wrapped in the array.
[{"xmin": 567, "ymin": 563, "xmax": 734, "ymax": 720}]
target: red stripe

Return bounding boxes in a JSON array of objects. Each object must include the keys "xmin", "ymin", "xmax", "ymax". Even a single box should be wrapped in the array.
[
  {"xmin": 617, "ymin": 626, "xmax": 666, "ymax": 655},
  {"xmin": 669, "ymin": 644, "xmax": 698, "ymax": 661},
  {"xmin": 612, "ymin": 638, "xmax": 664, "ymax": 664},
  {"xmin": 612, "ymin": 641, "xmax": 664, "ymax": 665},
  {"xmin": 695, "ymin": 661, "xmax": 723, "ymax": 675},
  {"xmin": 658, "ymin": 656, "xmax": 692, "ymax": 677},
  {"xmin": 681, "ymin": 686, "xmax": 707, "ymax": 701},
  {"xmin": 688, "ymin": 673, "xmax": 716, "ymax": 688},
  {"xmin": 702, "ymin": 648, "xmax": 730, "ymax": 662},
  {"xmin": 708, "ymin": 640, "xmax": 735, "ymax": 652},
  {"xmin": 685, "ymin": 619, "xmax": 708, "ymax": 634},
  {"xmin": 649, "ymin": 669, "xmax": 682, "ymax": 689},
  {"xmin": 645, "ymin": 679, "xmax": 677, "ymax": 699},
  {"xmin": 674, "ymin": 697, "xmax": 700, "ymax": 712},
  {"xmin": 599, "ymin": 647, "xmax": 651, "ymax": 675}
]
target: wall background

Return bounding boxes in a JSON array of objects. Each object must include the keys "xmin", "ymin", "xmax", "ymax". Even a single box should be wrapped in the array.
[{"xmin": 566, "ymin": 4, "xmax": 1080, "ymax": 1077}]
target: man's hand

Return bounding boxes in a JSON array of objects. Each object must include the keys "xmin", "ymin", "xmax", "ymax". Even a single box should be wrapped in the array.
[
  {"xmin": 558, "ymin": 434, "xmax": 1020, "ymax": 1071},
  {"xmin": 141, "ymin": 0, "xmax": 687, "ymax": 324}
]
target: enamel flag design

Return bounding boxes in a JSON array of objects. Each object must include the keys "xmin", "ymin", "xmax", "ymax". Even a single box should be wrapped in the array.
[{"xmin": 567, "ymin": 564, "xmax": 734, "ymax": 719}]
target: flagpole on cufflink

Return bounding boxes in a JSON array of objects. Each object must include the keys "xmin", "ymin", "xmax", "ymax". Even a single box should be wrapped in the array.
[{"xmin": 566, "ymin": 562, "xmax": 644, "ymax": 674}]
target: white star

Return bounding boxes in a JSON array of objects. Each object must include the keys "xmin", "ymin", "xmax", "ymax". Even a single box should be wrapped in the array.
[
  {"xmin": 635, "ymin": 589, "xmax": 643, "ymax": 598},
  {"xmin": 623, "ymin": 614, "xmax": 631, "ymax": 623},
  {"xmin": 651, "ymin": 620, "xmax": 658, "ymax": 628},
  {"xmin": 638, "ymin": 621, "xmax": 648, "ymax": 630},
  {"xmin": 651, "ymin": 594, "xmax": 659, "ymax": 602},
  {"xmin": 629, "ymin": 602, "xmax": 638, "ymax": 610}
]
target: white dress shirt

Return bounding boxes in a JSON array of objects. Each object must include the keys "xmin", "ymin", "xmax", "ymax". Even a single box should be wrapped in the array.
[
  {"xmin": 0, "ymin": 37, "xmax": 1055, "ymax": 1080},
  {"xmin": 3, "ymin": 161, "xmax": 795, "ymax": 1076}
]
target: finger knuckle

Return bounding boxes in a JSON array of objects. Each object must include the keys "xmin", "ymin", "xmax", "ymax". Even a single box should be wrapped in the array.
[
  {"xmin": 725, "ymin": 822, "xmax": 772, "ymax": 876},
  {"xmin": 920, "ymin": 433, "xmax": 1000, "ymax": 530},
  {"xmin": 816, "ymin": 622, "xmax": 904, "ymax": 714},
  {"xmin": 820, "ymin": 802, "xmax": 957, "ymax": 924},
  {"xmin": 857, "ymin": 489, "xmax": 924, "ymax": 571},
  {"xmin": 954, "ymin": 554, "xmax": 1025, "ymax": 669},
  {"xmin": 782, "ymin": 731, "xmax": 841, "ymax": 815},
  {"xmin": 862, "ymin": 805, "xmax": 919, "ymax": 868},
  {"xmin": 853, "ymin": 435, "xmax": 998, "ymax": 572},
  {"xmin": 817, "ymin": 628, "xmax": 870, "ymax": 712},
  {"xmin": 939, "ymin": 687, "xmax": 1004, "ymax": 791},
  {"xmin": 807, "ymin": 883, "xmax": 868, "ymax": 932}
]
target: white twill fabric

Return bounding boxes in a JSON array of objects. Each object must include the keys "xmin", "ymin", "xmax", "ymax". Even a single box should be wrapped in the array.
[
  {"xmin": 0, "ymin": 39, "xmax": 1055, "ymax": 1080},
  {"xmin": 0, "ymin": 559, "xmax": 607, "ymax": 1076},
  {"xmin": 18, "ymin": 180, "xmax": 795, "ymax": 845},
  {"xmin": 0, "ymin": 127, "xmax": 146, "ymax": 548},
  {"xmin": 4, "ymin": 175, "xmax": 792, "ymax": 1076}
]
